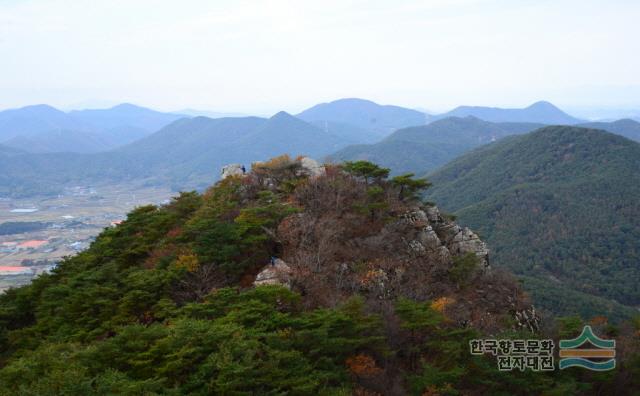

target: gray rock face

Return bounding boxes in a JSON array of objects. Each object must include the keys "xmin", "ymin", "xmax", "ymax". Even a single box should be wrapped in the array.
[
  {"xmin": 299, "ymin": 156, "xmax": 325, "ymax": 177},
  {"xmin": 407, "ymin": 239, "xmax": 426, "ymax": 255},
  {"xmin": 448, "ymin": 227, "xmax": 489, "ymax": 267},
  {"xmin": 417, "ymin": 226, "xmax": 442, "ymax": 250},
  {"xmin": 402, "ymin": 209, "xmax": 429, "ymax": 225},
  {"xmin": 514, "ymin": 306, "xmax": 541, "ymax": 333},
  {"xmin": 221, "ymin": 163, "xmax": 244, "ymax": 179},
  {"xmin": 425, "ymin": 206, "xmax": 444, "ymax": 224},
  {"xmin": 405, "ymin": 205, "xmax": 489, "ymax": 268},
  {"xmin": 254, "ymin": 259, "xmax": 292, "ymax": 287}
]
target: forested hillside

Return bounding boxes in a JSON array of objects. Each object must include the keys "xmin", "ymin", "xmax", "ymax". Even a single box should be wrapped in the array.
[
  {"xmin": 0, "ymin": 157, "xmax": 638, "ymax": 395},
  {"xmin": 330, "ymin": 116, "xmax": 640, "ymax": 178},
  {"xmin": 330, "ymin": 116, "xmax": 543, "ymax": 175},
  {"xmin": 1, "ymin": 156, "xmax": 638, "ymax": 395},
  {"xmin": 577, "ymin": 119, "xmax": 640, "ymax": 142},
  {"xmin": 426, "ymin": 126, "xmax": 640, "ymax": 320}
]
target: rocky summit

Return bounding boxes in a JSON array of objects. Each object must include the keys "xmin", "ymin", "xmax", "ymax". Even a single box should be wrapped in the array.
[{"xmin": 219, "ymin": 155, "xmax": 535, "ymax": 333}]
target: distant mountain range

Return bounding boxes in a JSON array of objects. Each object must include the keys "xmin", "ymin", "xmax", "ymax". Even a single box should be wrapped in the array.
[
  {"xmin": 0, "ymin": 98, "xmax": 590, "ymax": 155},
  {"xmin": 425, "ymin": 126, "xmax": 640, "ymax": 320},
  {"xmin": 329, "ymin": 116, "xmax": 543, "ymax": 174},
  {"xmin": 3, "ymin": 98, "xmax": 640, "ymax": 322},
  {"xmin": 0, "ymin": 98, "xmax": 427, "ymax": 154},
  {"xmin": 432, "ymin": 101, "xmax": 584, "ymax": 124},
  {"xmin": 112, "ymin": 111, "xmax": 352, "ymax": 186},
  {"xmin": 0, "ymin": 105, "xmax": 89, "ymax": 142},
  {"xmin": 0, "ymin": 104, "xmax": 185, "ymax": 153},
  {"xmin": 175, "ymin": 109, "xmax": 250, "ymax": 118},
  {"xmin": 0, "ymin": 111, "xmax": 355, "ymax": 196},
  {"xmin": 2, "ymin": 97, "xmax": 635, "ymax": 199},
  {"xmin": 3, "ymin": 129, "xmax": 114, "ymax": 154},
  {"xmin": 297, "ymin": 98, "xmax": 430, "ymax": 142},
  {"xmin": 331, "ymin": 116, "xmax": 640, "ymax": 175},
  {"xmin": 577, "ymin": 118, "xmax": 640, "ymax": 142}
]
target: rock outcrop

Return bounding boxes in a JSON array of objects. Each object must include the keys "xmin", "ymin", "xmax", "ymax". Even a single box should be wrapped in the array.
[
  {"xmin": 222, "ymin": 156, "xmax": 324, "ymax": 182},
  {"xmin": 298, "ymin": 156, "xmax": 325, "ymax": 177},
  {"xmin": 253, "ymin": 259, "xmax": 292, "ymax": 287},
  {"xmin": 404, "ymin": 206, "xmax": 489, "ymax": 268},
  {"xmin": 235, "ymin": 156, "xmax": 532, "ymax": 333},
  {"xmin": 221, "ymin": 163, "xmax": 244, "ymax": 179}
]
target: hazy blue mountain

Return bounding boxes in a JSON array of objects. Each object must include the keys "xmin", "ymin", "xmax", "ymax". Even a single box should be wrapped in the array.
[
  {"xmin": 176, "ymin": 109, "xmax": 250, "ymax": 118},
  {"xmin": 0, "ymin": 112, "xmax": 354, "ymax": 196},
  {"xmin": 297, "ymin": 98, "xmax": 429, "ymax": 140},
  {"xmin": 329, "ymin": 116, "xmax": 543, "ymax": 175},
  {"xmin": 112, "ymin": 115, "xmax": 268, "ymax": 186},
  {"xmin": 0, "ymin": 143, "xmax": 27, "ymax": 156},
  {"xmin": 425, "ymin": 126, "xmax": 640, "ymax": 319},
  {"xmin": 235, "ymin": 111, "xmax": 349, "ymax": 159},
  {"xmin": 70, "ymin": 103, "xmax": 186, "ymax": 144},
  {"xmin": 577, "ymin": 118, "xmax": 640, "ymax": 142},
  {"xmin": 114, "ymin": 112, "xmax": 351, "ymax": 187},
  {"xmin": 433, "ymin": 101, "xmax": 583, "ymax": 124},
  {"xmin": 0, "ymin": 149, "xmax": 89, "ymax": 197},
  {"xmin": 99, "ymin": 124, "xmax": 150, "ymax": 146},
  {"xmin": 0, "ymin": 103, "xmax": 186, "ymax": 153},
  {"xmin": 307, "ymin": 120, "xmax": 376, "ymax": 144},
  {"xmin": 0, "ymin": 104, "xmax": 91, "ymax": 141},
  {"xmin": 3, "ymin": 129, "xmax": 113, "ymax": 153},
  {"xmin": 70, "ymin": 103, "xmax": 184, "ymax": 130},
  {"xmin": 330, "ymin": 115, "xmax": 640, "ymax": 177}
]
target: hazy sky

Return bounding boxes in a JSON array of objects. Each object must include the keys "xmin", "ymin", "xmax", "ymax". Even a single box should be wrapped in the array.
[{"xmin": 1, "ymin": 0, "xmax": 639, "ymax": 115}]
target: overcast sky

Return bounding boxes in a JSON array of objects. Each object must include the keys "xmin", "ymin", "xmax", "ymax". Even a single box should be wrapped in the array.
[{"xmin": 1, "ymin": 0, "xmax": 639, "ymax": 115}]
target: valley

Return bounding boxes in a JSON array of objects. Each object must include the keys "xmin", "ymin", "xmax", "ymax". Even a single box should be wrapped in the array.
[{"xmin": 0, "ymin": 184, "xmax": 173, "ymax": 291}]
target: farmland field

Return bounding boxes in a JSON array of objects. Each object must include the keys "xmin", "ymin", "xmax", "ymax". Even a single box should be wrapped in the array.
[{"xmin": 0, "ymin": 184, "xmax": 174, "ymax": 291}]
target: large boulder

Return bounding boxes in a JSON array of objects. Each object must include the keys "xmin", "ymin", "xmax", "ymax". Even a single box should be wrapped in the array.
[
  {"xmin": 299, "ymin": 156, "xmax": 325, "ymax": 177},
  {"xmin": 254, "ymin": 259, "xmax": 292, "ymax": 287},
  {"xmin": 447, "ymin": 227, "xmax": 490, "ymax": 268},
  {"xmin": 221, "ymin": 164, "xmax": 244, "ymax": 179}
]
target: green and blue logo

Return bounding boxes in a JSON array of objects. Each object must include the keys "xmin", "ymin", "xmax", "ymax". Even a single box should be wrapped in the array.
[{"xmin": 559, "ymin": 325, "xmax": 615, "ymax": 371}]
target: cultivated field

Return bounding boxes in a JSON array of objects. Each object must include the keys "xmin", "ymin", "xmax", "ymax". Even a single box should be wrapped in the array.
[{"xmin": 0, "ymin": 183, "xmax": 175, "ymax": 291}]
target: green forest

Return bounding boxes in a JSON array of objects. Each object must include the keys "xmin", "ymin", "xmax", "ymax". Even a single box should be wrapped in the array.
[{"xmin": 427, "ymin": 126, "xmax": 640, "ymax": 322}]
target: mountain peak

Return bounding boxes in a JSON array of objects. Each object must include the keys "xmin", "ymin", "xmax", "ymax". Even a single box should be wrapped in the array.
[
  {"xmin": 270, "ymin": 110, "xmax": 295, "ymax": 120},
  {"xmin": 527, "ymin": 100, "xmax": 559, "ymax": 110},
  {"xmin": 12, "ymin": 104, "xmax": 64, "ymax": 115},
  {"xmin": 436, "ymin": 101, "xmax": 581, "ymax": 124},
  {"xmin": 296, "ymin": 98, "xmax": 426, "ymax": 140},
  {"xmin": 109, "ymin": 103, "xmax": 148, "ymax": 112},
  {"xmin": 327, "ymin": 98, "xmax": 378, "ymax": 106}
]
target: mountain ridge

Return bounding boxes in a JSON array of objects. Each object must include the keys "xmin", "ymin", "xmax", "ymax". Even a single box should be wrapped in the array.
[
  {"xmin": 297, "ymin": 98, "xmax": 429, "ymax": 141},
  {"xmin": 329, "ymin": 116, "xmax": 545, "ymax": 175},
  {"xmin": 432, "ymin": 101, "xmax": 583, "ymax": 124},
  {"xmin": 0, "ymin": 112, "xmax": 357, "ymax": 196},
  {"xmin": 0, "ymin": 103, "xmax": 187, "ymax": 153},
  {"xmin": 425, "ymin": 125, "xmax": 640, "ymax": 320}
]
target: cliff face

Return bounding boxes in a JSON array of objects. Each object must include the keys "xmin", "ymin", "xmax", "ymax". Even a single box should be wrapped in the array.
[{"xmin": 245, "ymin": 157, "xmax": 537, "ymax": 333}]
